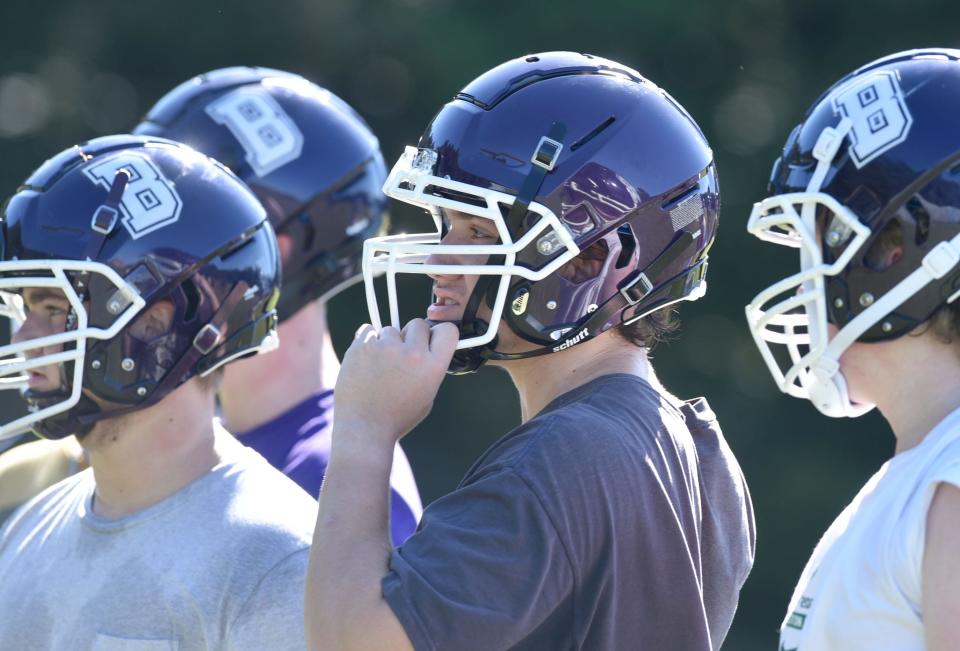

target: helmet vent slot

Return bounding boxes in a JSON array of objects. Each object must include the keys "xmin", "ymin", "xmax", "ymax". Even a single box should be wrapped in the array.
[
  {"xmin": 570, "ymin": 116, "xmax": 616, "ymax": 151},
  {"xmin": 616, "ymin": 224, "xmax": 636, "ymax": 269},
  {"xmin": 299, "ymin": 218, "xmax": 316, "ymax": 253},
  {"xmin": 182, "ymin": 279, "xmax": 200, "ymax": 323},
  {"xmin": 661, "ymin": 184, "xmax": 698, "ymax": 210},
  {"xmin": 905, "ymin": 197, "xmax": 931, "ymax": 246},
  {"xmin": 220, "ymin": 236, "xmax": 255, "ymax": 262},
  {"xmin": 426, "ymin": 185, "xmax": 486, "ymax": 208}
]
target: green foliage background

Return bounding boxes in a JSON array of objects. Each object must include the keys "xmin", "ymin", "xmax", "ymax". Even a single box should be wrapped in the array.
[{"xmin": 0, "ymin": 1, "xmax": 957, "ymax": 647}]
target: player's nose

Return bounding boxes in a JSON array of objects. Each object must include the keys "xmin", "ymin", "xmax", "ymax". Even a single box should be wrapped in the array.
[
  {"xmin": 424, "ymin": 248, "xmax": 464, "ymax": 277},
  {"xmin": 11, "ymin": 313, "xmax": 49, "ymax": 346}
]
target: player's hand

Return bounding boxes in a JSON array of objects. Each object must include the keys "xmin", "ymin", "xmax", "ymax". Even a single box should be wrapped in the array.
[{"xmin": 332, "ymin": 319, "xmax": 459, "ymax": 447}]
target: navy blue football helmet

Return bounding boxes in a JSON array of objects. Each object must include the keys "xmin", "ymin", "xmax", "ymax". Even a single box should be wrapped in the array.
[
  {"xmin": 746, "ymin": 49, "xmax": 960, "ymax": 417},
  {"xmin": 133, "ymin": 67, "xmax": 388, "ymax": 321},
  {"xmin": 365, "ymin": 52, "xmax": 719, "ymax": 373},
  {"xmin": 0, "ymin": 135, "xmax": 280, "ymax": 440}
]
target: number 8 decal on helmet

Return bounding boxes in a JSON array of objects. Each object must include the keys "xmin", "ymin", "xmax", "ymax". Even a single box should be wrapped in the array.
[
  {"xmin": 831, "ymin": 70, "xmax": 913, "ymax": 168},
  {"xmin": 205, "ymin": 88, "xmax": 305, "ymax": 177}
]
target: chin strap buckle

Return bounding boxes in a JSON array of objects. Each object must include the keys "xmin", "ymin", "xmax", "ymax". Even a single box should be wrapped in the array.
[
  {"xmin": 193, "ymin": 324, "xmax": 223, "ymax": 355},
  {"xmin": 91, "ymin": 205, "xmax": 119, "ymax": 235},
  {"xmin": 531, "ymin": 136, "xmax": 563, "ymax": 171},
  {"xmin": 619, "ymin": 273, "xmax": 653, "ymax": 306}
]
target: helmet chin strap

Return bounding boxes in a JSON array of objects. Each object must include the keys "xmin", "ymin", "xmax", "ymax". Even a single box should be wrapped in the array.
[
  {"xmin": 807, "ymin": 362, "xmax": 873, "ymax": 418},
  {"xmin": 30, "ymin": 392, "xmax": 101, "ymax": 440},
  {"xmin": 441, "ymin": 258, "xmax": 502, "ymax": 375}
]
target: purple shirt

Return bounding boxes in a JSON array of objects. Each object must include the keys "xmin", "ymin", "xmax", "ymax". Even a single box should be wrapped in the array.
[
  {"xmin": 382, "ymin": 375, "xmax": 755, "ymax": 650},
  {"xmin": 236, "ymin": 389, "xmax": 423, "ymax": 545}
]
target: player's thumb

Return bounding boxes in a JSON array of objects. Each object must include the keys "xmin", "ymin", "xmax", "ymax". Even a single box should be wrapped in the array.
[{"xmin": 428, "ymin": 321, "xmax": 460, "ymax": 360}]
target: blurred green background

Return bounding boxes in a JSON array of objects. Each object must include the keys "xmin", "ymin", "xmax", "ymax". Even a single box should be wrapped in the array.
[{"xmin": 0, "ymin": 0, "xmax": 956, "ymax": 648}]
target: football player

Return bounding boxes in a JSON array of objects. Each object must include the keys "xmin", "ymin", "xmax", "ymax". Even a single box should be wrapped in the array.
[
  {"xmin": 133, "ymin": 68, "xmax": 423, "ymax": 543},
  {"xmin": 306, "ymin": 52, "xmax": 756, "ymax": 650},
  {"xmin": 745, "ymin": 49, "xmax": 960, "ymax": 649},
  {"xmin": 0, "ymin": 135, "xmax": 316, "ymax": 648}
]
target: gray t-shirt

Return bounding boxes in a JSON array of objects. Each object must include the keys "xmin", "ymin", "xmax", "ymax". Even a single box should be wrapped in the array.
[
  {"xmin": 0, "ymin": 435, "xmax": 318, "ymax": 650},
  {"xmin": 383, "ymin": 374, "xmax": 755, "ymax": 651}
]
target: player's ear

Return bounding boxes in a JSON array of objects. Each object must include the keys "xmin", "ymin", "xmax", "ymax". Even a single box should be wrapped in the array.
[
  {"xmin": 864, "ymin": 220, "xmax": 905, "ymax": 271},
  {"xmin": 276, "ymin": 233, "xmax": 294, "ymax": 266},
  {"xmin": 883, "ymin": 245, "xmax": 904, "ymax": 268},
  {"xmin": 128, "ymin": 300, "xmax": 175, "ymax": 341}
]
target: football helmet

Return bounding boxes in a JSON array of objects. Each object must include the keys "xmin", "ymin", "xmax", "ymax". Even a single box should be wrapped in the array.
[
  {"xmin": 746, "ymin": 49, "xmax": 960, "ymax": 417},
  {"xmin": 0, "ymin": 135, "xmax": 280, "ymax": 440},
  {"xmin": 365, "ymin": 51, "xmax": 719, "ymax": 373},
  {"xmin": 134, "ymin": 66, "xmax": 388, "ymax": 321}
]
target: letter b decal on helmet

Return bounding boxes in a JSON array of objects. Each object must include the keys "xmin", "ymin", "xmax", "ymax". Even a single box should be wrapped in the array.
[{"xmin": 84, "ymin": 154, "xmax": 183, "ymax": 239}]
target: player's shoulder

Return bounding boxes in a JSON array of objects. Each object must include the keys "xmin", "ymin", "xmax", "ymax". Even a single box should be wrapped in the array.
[
  {"xmin": 0, "ymin": 437, "xmax": 84, "ymax": 506},
  {"xmin": 480, "ymin": 374, "xmax": 684, "ymax": 473},
  {"xmin": 0, "ymin": 466, "xmax": 91, "ymax": 548},
  {"xmin": 532, "ymin": 373, "xmax": 682, "ymax": 445},
  {"xmin": 215, "ymin": 436, "xmax": 317, "ymax": 548},
  {"xmin": 903, "ymin": 412, "xmax": 960, "ymax": 491}
]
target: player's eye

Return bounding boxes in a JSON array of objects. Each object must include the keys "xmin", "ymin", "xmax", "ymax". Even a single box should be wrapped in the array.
[
  {"xmin": 32, "ymin": 300, "xmax": 68, "ymax": 318},
  {"xmin": 471, "ymin": 225, "xmax": 496, "ymax": 240}
]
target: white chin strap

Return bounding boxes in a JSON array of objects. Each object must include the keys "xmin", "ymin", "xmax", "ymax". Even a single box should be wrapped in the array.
[
  {"xmin": 807, "ymin": 360, "xmax": 872, "ymax": 419},
  {"xmin": 746, "ymin": 117, "xmax": 960, "ymax": 418}
]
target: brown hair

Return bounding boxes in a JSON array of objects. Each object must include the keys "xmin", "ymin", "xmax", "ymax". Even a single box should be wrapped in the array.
[
  {"xmin": 616, "ymin": 308, "xmax": 680, "ymax": 350},
  {"xmin": 926, "ymin": 303, "xmax": 960, "ymax": 347}
]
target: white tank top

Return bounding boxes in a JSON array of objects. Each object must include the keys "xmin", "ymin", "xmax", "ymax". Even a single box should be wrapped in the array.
[{"xmin": 779, "ymin": 407, "xmax": 960, "ymax": 651}]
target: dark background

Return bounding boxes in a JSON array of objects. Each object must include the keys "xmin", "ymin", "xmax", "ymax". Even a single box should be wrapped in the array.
[{"xmin": 0, "ymin": 1, "xmax": 956, "ymax": 648}]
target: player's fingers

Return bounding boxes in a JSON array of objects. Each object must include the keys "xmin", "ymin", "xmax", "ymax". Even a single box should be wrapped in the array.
[
  {"xmin": 378, "ymin": 325, "xmax": 402, "ymax": 342},
  {"xmin": 428, "ymin": 321, "xmax": 460, "ymax": 358},
  {"xmin": 401, "ymin": 318, "xmax": 431, "ymax": 349},
  {"xmin": 354, "ymin": 323, "xmax": 377, "ymax": 343}
]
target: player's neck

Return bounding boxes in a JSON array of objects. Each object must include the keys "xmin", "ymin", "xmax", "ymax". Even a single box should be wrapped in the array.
[
  {"xmin": 498, "ymin": 333, "xmax": 656, "ymax": 423},
  {"xmin": 83, "ymin": 380, "xmax": 223, "ymax": 519},
  {"xmin": 219, "ymin": 300, "xmax": 338, "ymax": 434},
  {"xmin": 872, "ymin": 336, "xmax": 960, "ymax": 454}
]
